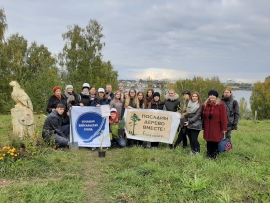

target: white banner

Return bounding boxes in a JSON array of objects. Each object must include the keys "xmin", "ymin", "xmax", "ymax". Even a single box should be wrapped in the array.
[
  {"xmin": 70, "ymin": 106, "xmax": 111, "ymax": 147},
  {"xmin": 124, "ymin": 109, "xmax": 181, "ymax": 144}
]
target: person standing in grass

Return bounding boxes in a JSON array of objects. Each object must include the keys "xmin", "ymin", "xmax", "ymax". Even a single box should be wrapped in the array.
[
  {"xmin": 110, "ymin": 91, "xmax": 123, "ymax": 119},
  {"xmin": 148, "ymin": 92, "xmax": 166, "ymax": 148},
  {"xmin": 42, "ymin": 103, "xmax": 70, "ymax": 148},
  {"xmin": 202, "ymin": 90, "xmax": 227, "ymax": 160},
  {"xmin": 173, "ymin": 90, "xmax": 191, "ymax": 149},
  {"xmin": 121, "ymin": 88, "xmax": 141, "ymax": 147},
  {"xmin": 183, "ymin": 92, "xmax": 203, "ymax": 155},
  {"xmin": 221, "ymin": 89, "xmax": 239, "ymax": 139}
]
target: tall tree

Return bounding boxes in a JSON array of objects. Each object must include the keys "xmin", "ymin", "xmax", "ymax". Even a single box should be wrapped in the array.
[
  {"xmin": 21, "ymin": 42, "xmax": 61, "ymax": 112},
  {"xmin": 250, "ymin": 77, "xmax": 270, "ymax": 120},
  {"xmin": 59, "ymin": 19, "xmax": 118, "ymax": 91},
  {"xmin": 0, "ymin": 7, "xmax": 8, "ymax": 42}
]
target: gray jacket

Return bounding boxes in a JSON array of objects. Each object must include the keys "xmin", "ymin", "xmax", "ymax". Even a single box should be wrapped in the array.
[
  {"xmin": 221, "ymin": 96, "xmax": 239, "ymax": 128},
  {"xmin": 43, "ymin": 111, "xmax": 66, "ymax": 137},
  {"xmin": 186, "ymin": 106, "xmax": 202, "ymax": 124}
]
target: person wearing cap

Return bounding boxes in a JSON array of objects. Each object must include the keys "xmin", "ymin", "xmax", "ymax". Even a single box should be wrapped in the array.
[
  {"xmin": 46, "ymin": 86, "xmax": 69, "ymax": 124},
  {"xmin": 96, "ymin": 88, "xmax": 110, "ymax": 106},
  {"xmin": 202, "ymin": 90, "xmax": 227, "ymax": 160},
  {"xmin": 64, "ymin": 85, "xmax": 77, "ymax": 108},
  {"xmin": 76, "ymin": 83, "xmax": 97, "ymax": 107},
  {"xmin": 105, "ymin": 84, "xmax": 115, "ymax": 102},
  {"xmin": 110, "ymin": 91, "xmax": 123, "ymax": 119},
  {"xmin": 109, "ymin": 108, "xmax": 126, "ymax": 148},
  {"xmin": 173, "ymin": 90, "xmax": 191, "ymax": 149},
  {"xmin": 148, "ymin": 92, "xmax": 166, "ymax": 148}
]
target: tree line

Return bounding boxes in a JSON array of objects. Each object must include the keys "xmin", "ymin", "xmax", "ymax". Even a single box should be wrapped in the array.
[
  {"xmin": 0, "ymin": 8, "xmax": 118, "ymax": 113},
  {"xmin": 0, "ymin": 8, "xmax": 268, "ymax": 119}
]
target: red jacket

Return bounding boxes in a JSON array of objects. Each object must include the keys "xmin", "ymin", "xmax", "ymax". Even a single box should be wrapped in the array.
[{"xmin": 202, "ymin": 98, "xmax": 228, "ymax": 142}]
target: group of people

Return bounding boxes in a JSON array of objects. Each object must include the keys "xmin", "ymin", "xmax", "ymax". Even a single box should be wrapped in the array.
[{"xmin": 42, "ymin": 82, "xmax": 239, "ymax": 160}]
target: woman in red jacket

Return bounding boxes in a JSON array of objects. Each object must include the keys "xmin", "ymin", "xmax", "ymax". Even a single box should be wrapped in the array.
[{"xmin": 202, "ymin": 90, "xmax": 227, "ymax": 160}]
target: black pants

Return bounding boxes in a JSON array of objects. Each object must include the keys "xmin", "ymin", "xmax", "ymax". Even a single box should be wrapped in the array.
[
  {"xmin": 186, "ymin": 128, "xmax": 200, "ymax": 153},
  {"xmin": 206, "ymin": 141, "xmax": 219, "ymax": 159},
  {"xmin": 127, "ymin": 139, "xmax": 143, "ymax": 147},
  {"xmin": 174, "ymin": 126, "xmax": 188, "ymax": 148},
  {"xmin": 151, "ymin": 142, "xmax": 159, "ymax": 148}
]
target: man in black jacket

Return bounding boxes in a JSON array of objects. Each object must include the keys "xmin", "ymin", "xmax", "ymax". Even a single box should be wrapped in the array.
[
  {"xmin": 42, "ymin": 104, "xmax": 70, "ymax": 147},
  {"xmin": 221, "ymin": 89, "xmax": 239, "ymax": 139}
]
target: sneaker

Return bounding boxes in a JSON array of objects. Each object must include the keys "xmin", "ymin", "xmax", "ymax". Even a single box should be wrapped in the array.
[{"xmin": 91, "ymin": 147, "xmax": 97, "ymax": 151}]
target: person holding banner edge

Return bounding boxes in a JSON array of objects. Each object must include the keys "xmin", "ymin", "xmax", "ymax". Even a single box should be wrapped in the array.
[
  {"xmin": 183, "ymin": 92, "xmax": 203, "ymax": 155},
  {"xmin": 121, "ymin": 88, "xmax": 142, "ymax": 147},
  {"xmin": 148, "ymin": 92, "xmax": 166, "ymax": 148},
  {"xmin": 202, "ymin": 90, "xmax": 227, "ymax": 160}
]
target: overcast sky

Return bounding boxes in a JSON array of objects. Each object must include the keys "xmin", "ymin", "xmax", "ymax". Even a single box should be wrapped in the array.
[{"xmin": 2, "ymin": 0, "xmax": 270, "ymax": 83}]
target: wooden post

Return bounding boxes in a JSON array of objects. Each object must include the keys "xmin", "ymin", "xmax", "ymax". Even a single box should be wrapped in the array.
[{"xmin": 254, "ymin": 111, "xmax": 257, "ymax": 122}]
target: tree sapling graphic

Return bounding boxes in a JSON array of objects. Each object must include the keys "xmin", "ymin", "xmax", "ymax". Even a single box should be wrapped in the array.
[{"xmin": 129, "ymin": 113, "xmax": 141, "ymax": 135}]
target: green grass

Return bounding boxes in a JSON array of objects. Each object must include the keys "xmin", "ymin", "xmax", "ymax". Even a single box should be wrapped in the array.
[{"xmin": 0, "ymin": 116, "xmax": 270, "ymax": 202}]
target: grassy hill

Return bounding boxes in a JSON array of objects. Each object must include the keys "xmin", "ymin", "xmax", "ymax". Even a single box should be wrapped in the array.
[{"xmin": 0, "ymin": 115, "xmax": 269, "ymax": 202}]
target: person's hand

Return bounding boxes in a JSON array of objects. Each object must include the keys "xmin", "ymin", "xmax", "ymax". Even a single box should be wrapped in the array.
[
  {"xmin": 67, "ymin": 111, "xmax": 70, "ymax": 116},
  {"xmin": 184, "ymin": 122, "xmax": 189, "ymax": 126},
  {"xmin": 96, "ymin": 104, "xmax": 101, "ymax": 107},
  {"xmin": 127, "ymin": 106, "xmax": 133, "ymax": 109},
  {"xmin": 223, "ymin": 131, "xmax": 227, "ymax": 133},
  {"xmin": 51, "ymin": 108, "xmax": 55, "ymax": 112},
  {"xmin": 107, "ymin": 96, "xmax": 111, "ymax": 100},
  {"xmin": 79, "ymin": 103, "xmax": 84, "ymax": 107}
]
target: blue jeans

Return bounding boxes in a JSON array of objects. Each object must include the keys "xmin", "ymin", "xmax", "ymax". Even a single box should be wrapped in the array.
[
  {"xmin": 43, "ymin": 125, "xmax": 70, "ymax": 147},
  {"xmin": 112, "ymin": 138, "xmax": 126, "ymax": 148}
]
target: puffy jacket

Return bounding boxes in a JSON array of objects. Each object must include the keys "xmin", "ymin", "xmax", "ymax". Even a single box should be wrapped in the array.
[{"xmin": 164, "ymin": 93, "xmax": 180, "ymax": 112}]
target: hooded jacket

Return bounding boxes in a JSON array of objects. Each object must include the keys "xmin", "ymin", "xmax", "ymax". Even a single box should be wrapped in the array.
[{"xmin": 164, "ymin": 93, "xmax": 180, "ymax": 112}]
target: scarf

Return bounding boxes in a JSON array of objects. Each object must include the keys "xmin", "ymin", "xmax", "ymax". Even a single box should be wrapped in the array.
[
  {"xmin": 186, "ymin": 101, "xmax": 200, "ymax": 114},
  {"xmin": 139, "ymin": 99, "xmax": 144, "ymax": 108},
  {"xmin": 146, "ymin": 97, "xmax": 152, "ymax": 102},
  {"xmin": 65, "ymin": 91, "xmax": 75, "ymax": 103},
  {"xmin": 54, "ymin": 93, "xmax": 61, "ymax": 100},
  {"xmin": 203, "ymin": 100, "xmax": 215, "ymax": 119}
]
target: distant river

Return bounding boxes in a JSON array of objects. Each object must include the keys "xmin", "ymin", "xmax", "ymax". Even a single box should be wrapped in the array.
[{"xmin": 232, "ymin": 90, "xmax": 252, "ymax": 109}]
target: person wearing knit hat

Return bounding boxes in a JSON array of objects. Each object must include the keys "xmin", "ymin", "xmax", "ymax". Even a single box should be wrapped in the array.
[
  {"xmin": 148, "ymin": 92, "xmax": 166, "ymax": 148},
  {"xmin": 46, "ymin": 86, "xmax": 69, "ymax": 125},
  {"xmin": 208, "ymin": 89, "xmax": 219, "ymax": 98},
  {"xmin": 202, "ymin": 89, "xmax": 228, "ymax": 160},
  {"xmin": 82, "ymin": 83, "xmax": 90, "ymax": 90},
  {"xmin": 64, "ymin": 85, "xmax": 77, "ymax": 108}
]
